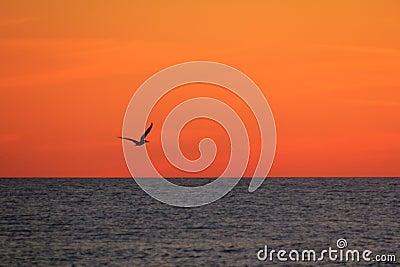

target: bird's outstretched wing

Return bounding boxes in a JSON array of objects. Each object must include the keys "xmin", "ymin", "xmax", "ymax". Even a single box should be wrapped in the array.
[
  {"xmin": 140, "ymin": 123, "xmax": 153, "ymax": 140},
  {"xmin": 118, "ymin": 136, "xmax": 140, "ymax": 145}
]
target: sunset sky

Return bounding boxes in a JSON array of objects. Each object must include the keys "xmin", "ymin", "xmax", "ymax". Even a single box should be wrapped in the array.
[{"xmin": 0, "ymin": 1, "xmax": 399, "ymax": 177}]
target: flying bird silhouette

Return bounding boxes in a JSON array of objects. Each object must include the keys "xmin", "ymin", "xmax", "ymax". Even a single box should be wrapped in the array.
[{"xmin": 119, "ymin": 123, "xmax": 153, "ymax": 146}]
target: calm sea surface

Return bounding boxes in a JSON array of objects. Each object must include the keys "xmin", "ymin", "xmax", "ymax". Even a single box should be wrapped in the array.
[{"xmin": 0, "ymin": 178, "xmax": 398, "ymax": 266}]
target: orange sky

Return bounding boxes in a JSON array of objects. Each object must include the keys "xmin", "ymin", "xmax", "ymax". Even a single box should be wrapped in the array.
[{"xmin": 0, "ymin": 1, "xmax": 399, "ymax": 177}]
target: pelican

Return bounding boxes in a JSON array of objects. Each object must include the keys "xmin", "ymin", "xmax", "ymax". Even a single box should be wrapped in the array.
[{"xmin": 119, "ymin": 123, "xmax": 153, "ymax": 146}]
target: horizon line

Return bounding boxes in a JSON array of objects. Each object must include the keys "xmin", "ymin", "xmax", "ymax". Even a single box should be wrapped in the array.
[{"xmin": 0, "ymin": 176, "xmax": 399, "ymax": 179}]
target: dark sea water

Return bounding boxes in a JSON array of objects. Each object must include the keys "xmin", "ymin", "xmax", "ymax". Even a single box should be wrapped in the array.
[{"xmin": 0, "ymin": 178, "xmax": 398, "ymax": 266}]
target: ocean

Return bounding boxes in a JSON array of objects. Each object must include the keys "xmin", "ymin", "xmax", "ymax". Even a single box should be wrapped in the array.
[{"xmin": 0, "ymin": 178, "xmax": 398, "ymax": 266}]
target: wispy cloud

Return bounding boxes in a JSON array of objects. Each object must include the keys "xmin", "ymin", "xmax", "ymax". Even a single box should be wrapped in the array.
[
  {"xmin": 0, "ymin": 17, "xmax": 36, "ymax": 27},
  {"xmin": 314, "ymin": 44, "xmax": 400, "ymax": 55},
  {"xmin": 0, "ymin": 133, "xmax": 20, "ymax": 143},
  {"xmin": 0, "ymin": 38, "xmax": 140, "ymax": 88},
  {"xmin": 341, "ymin": 99, "xmax": 400, "ymax": 107}
]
